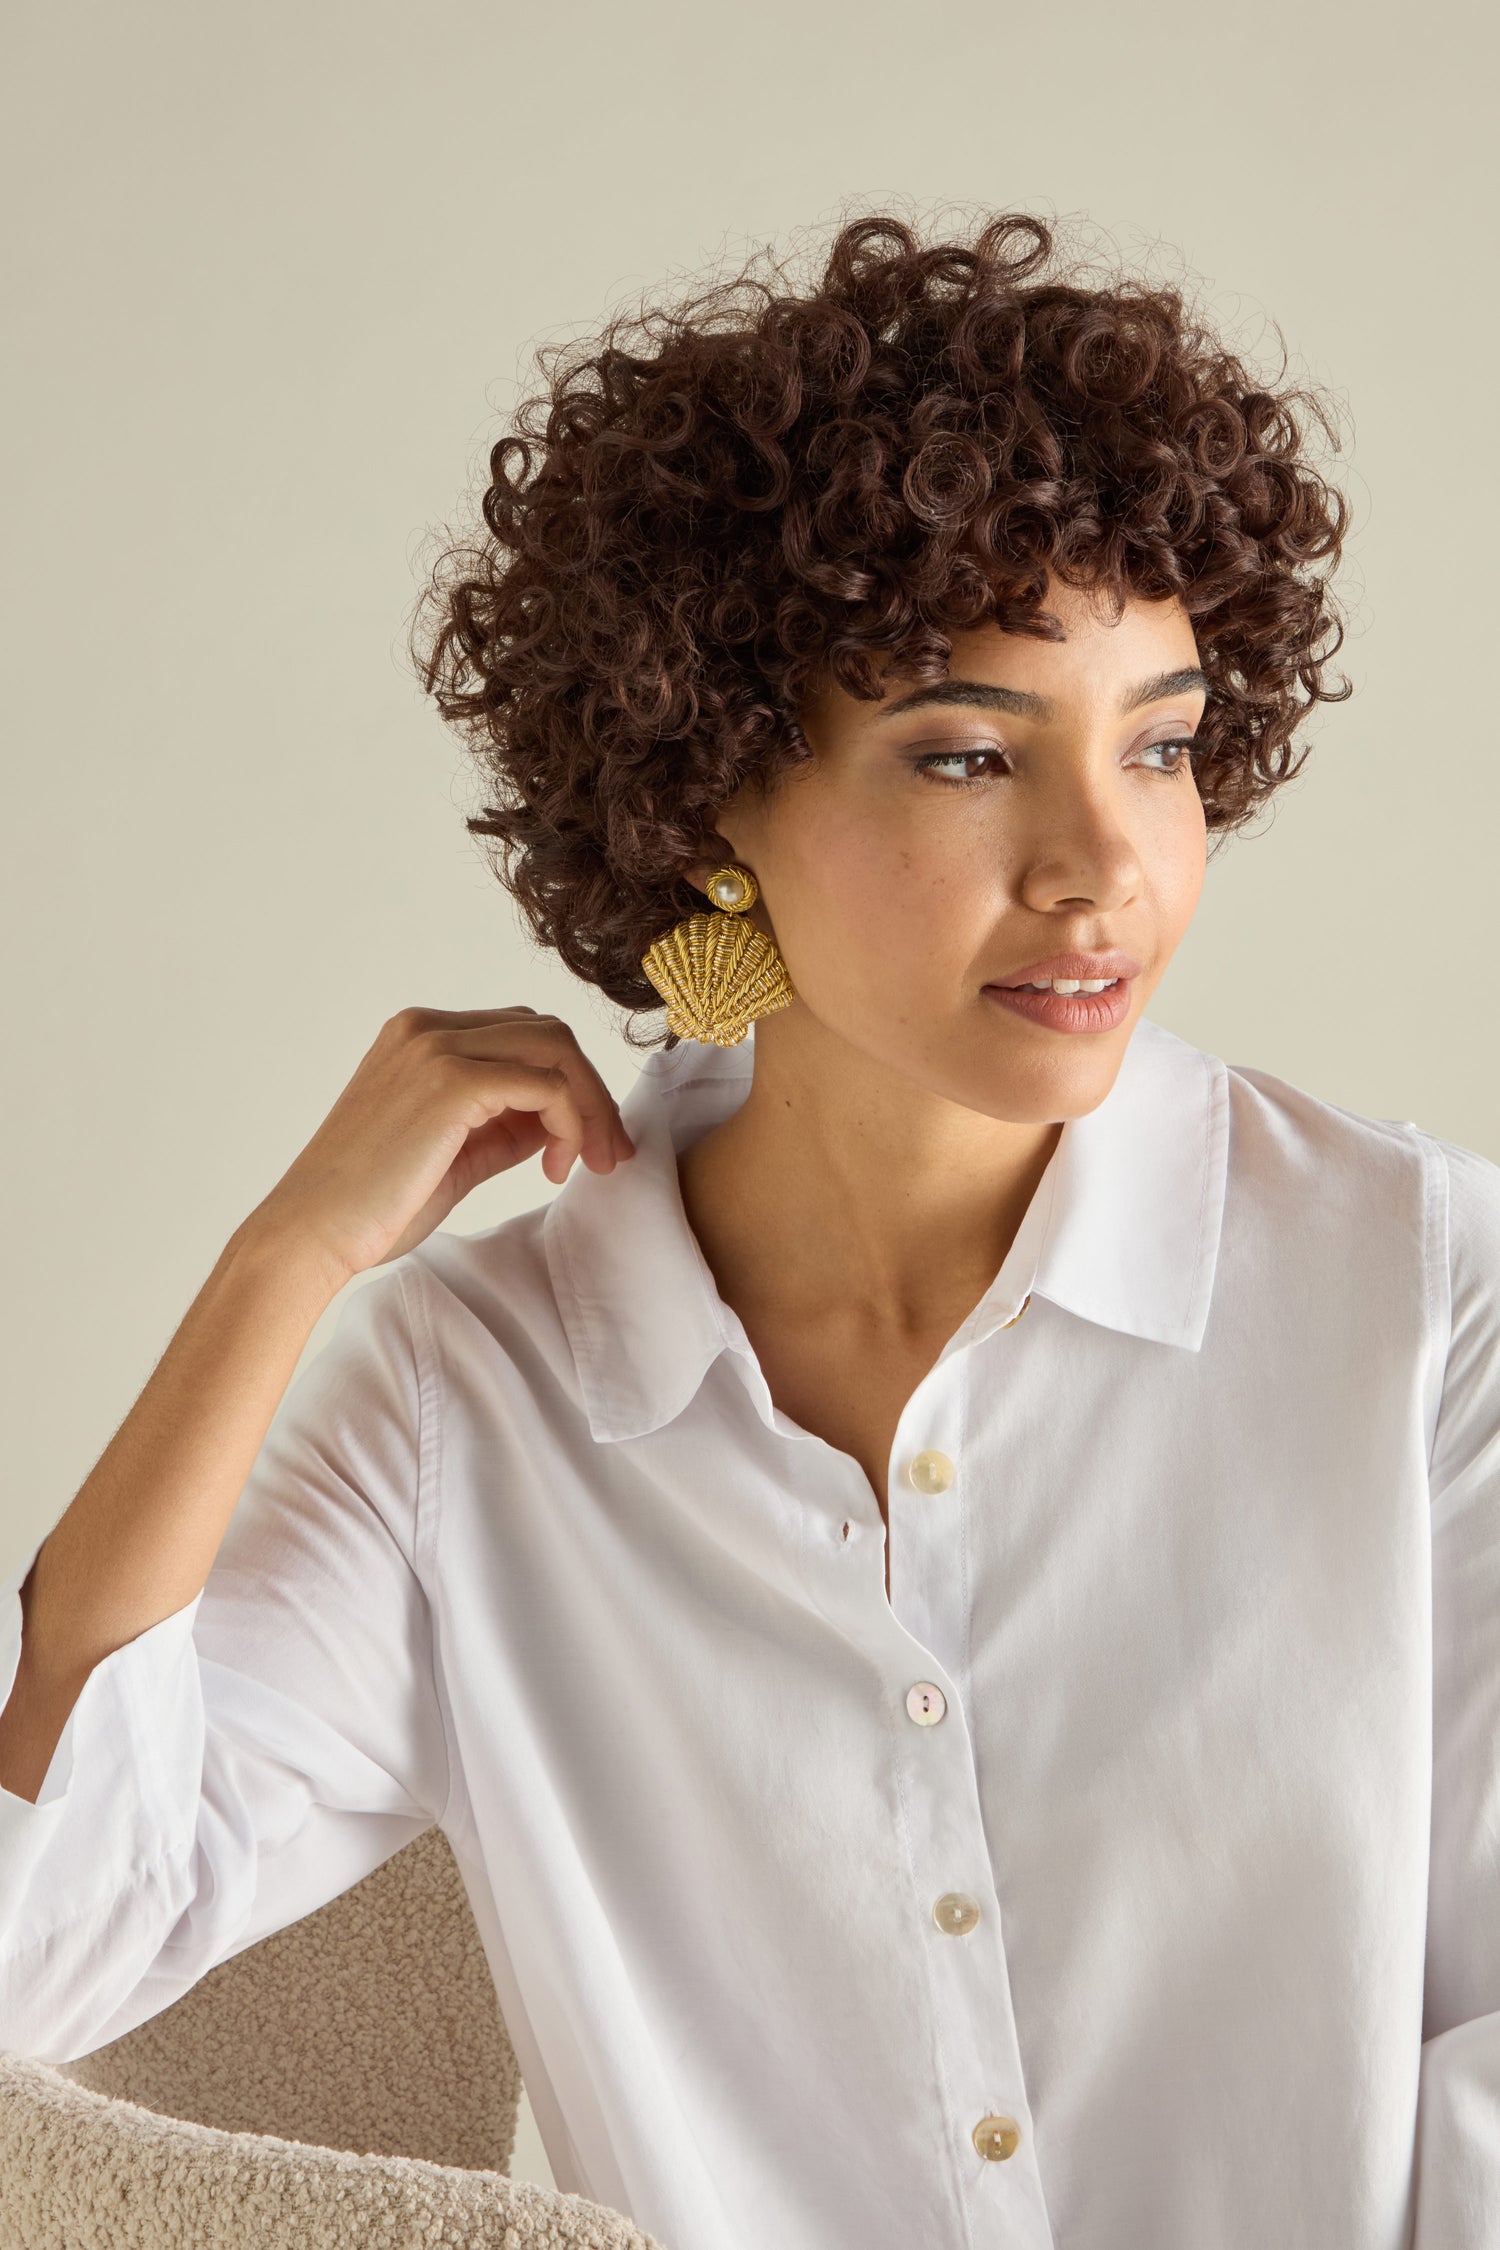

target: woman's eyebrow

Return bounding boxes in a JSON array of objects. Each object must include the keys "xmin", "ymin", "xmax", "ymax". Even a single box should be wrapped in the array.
[{"xmin": 875, "ymin": 666, "xmax": 1211, "ymax": 722}]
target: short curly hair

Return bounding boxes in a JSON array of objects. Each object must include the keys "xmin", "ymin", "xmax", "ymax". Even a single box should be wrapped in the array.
[{"xmin": 410, "ymin": 208, "xmax": 1352, "ymax": 1051}]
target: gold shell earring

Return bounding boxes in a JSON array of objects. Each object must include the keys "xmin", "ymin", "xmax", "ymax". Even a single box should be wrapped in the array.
[{"xmin": 640, "ymin": 862, "xmax": 796, "ymax": 1046}]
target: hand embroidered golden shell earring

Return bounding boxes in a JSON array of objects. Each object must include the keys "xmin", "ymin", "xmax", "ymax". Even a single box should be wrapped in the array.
[{"xmin": 639, "ymin": 862, "xmax": 796, "ymax": 1046}]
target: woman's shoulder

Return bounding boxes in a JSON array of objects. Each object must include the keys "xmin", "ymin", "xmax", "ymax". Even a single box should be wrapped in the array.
[
  {"xmin": 1219, "ymin": 1044, "xmax": 1429, "ymax": 1163},
  {"xmin": 284, "ymin": 1204, "xmax": 568, "ymax": 1445},
  {"xmin": 317, "ymin": 1204, "xmax": 591, "ymax": 1451},
  {"xmin": 1208, "ymin": 1040, "xmax": 1500, "ymax": 1374},
  {"xmin": 393, "ymin": 1200, "xmax": 563, "ymax": 1346},
  {"xmin": 1215, "ymin": 1044, "xmax": 1496, "ymax": 1224}
]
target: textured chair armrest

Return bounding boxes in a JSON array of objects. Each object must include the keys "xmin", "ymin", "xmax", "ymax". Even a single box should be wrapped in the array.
[{"xmin": 0, "ymin": 2052, "xmax": 669, "ymax": 2250}]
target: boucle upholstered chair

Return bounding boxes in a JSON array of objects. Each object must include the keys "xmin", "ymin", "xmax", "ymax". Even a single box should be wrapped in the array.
[{"xmin": 0, "ymin": 1822, "xmax": 665, "ymax": 2250}]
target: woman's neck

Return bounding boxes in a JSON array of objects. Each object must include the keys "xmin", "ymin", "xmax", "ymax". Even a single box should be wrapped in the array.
[{"xmin": 674, "ymin": 1017, "xmax": 1062, "ymax": 1340}]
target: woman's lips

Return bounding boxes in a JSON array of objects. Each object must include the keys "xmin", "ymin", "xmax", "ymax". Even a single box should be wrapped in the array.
[{"xmin": 983, "ymin": 979, "xmax": 1132, "ymax": 1032}]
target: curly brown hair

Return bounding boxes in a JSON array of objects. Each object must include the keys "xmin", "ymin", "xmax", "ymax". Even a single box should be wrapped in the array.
[{"xmin": 410, "ymin": 208, "xmax": 1352, "ymax": 1052}]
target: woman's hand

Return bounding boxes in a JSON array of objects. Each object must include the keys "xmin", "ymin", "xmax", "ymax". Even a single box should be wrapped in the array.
[{"xmin": 239, "ymin": 1005, "xmax": 636, "ymax": 1284}]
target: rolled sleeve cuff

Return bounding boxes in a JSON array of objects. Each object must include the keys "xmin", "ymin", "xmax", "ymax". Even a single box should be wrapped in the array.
[{"xmin": 0, "ymin": 1530, "xmax": 204, "ymax": 1874}]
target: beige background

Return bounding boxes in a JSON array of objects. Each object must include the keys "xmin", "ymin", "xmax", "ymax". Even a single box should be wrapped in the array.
[{"xmin": 3, "ymin": 0, "xmax": 1493, "ymax": 2192}]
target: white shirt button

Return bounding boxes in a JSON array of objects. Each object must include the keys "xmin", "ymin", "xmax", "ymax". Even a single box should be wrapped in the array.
[
  {"xmin": 973, "ymin": 2113, "xmax": 1022, "ymax": 2161},
  {"xmin": 905, "ymin": 1448, "xmax": 955, "ymax": 1494},
  {"xmin": 906, "ymin": 1681, "xmax": 947, "ymax": 1725},
  {"xmin": 932, "ymin": 1891, "xmax": 981, "ymax": 1935}
]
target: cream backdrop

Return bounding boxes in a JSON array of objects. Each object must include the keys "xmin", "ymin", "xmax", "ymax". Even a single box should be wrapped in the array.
[{"xmin": 3, "ymin": 0, "xmax": 1494, "ymax": 2193}]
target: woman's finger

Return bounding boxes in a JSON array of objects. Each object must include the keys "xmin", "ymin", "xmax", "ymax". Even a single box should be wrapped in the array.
[{"xmin": 434, "ymin": 1020, "xmax": 634, "ymax": 1171}]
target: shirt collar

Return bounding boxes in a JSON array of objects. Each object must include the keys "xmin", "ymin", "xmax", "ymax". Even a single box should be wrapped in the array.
[{"xmin": 542, "ymin": 1014, "xmax": 1229, "ymax": 1445}]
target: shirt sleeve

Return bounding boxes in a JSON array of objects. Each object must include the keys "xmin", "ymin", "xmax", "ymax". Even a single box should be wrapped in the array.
[
  {"xmin": 1414, "ymin": 1133, "xmax": 1500, "ymax": 2245},
  {"xmin": 0, "ymin": 1259, "xmax": 451, "ymax": 2065}
]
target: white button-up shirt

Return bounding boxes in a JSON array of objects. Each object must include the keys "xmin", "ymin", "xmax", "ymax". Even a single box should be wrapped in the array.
[{"xmin": 2, "ymin": 1014, "xmax": 1498, "ymax": 2250}]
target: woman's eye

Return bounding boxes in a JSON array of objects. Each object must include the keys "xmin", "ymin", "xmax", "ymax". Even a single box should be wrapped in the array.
[
  {"xmin": 912, "ymin": 746, "xmax": 1008, "ymax": 785},
  {"xmin": 1136, "ymin": 738, "xmax": 1197, "ymax": 774},
  {"xmin": 912, "ymin": 736, "xmax": 1199, "ymax": 787}
]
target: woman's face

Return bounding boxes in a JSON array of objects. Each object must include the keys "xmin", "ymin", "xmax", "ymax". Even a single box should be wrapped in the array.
[{"xmin": 698, "ymin": 572, "xmax": 1209, "ymax": 1124}]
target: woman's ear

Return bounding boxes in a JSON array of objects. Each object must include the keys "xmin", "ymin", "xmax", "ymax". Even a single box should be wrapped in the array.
[{"xmin": 683, "ymin": 832, "xmax": 742, "ymax": 895}]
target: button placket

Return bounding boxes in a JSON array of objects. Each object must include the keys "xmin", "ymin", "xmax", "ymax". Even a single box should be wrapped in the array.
[
  {"xmin": 883, "ymin": 1328, "xmax": 1054, "ymax": 2244},
  {"xmin": 801, "ymin": 1328, "xmax": 1052, "ymax": 2241},
  {"xmin": 886, "ymin": 1357, "xmax": 967, "ymax": 1665},
  {"xmin": 898, "ymin": 1680, "xmax": 1053, "ymax": 2241}
]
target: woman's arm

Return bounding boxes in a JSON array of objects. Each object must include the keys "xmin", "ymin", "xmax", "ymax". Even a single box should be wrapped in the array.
[
  {"xmin": 0, "ymin": 1003, "xmax": 633, "ymax": 2063},
  {"xmin": 0, "ymin": 1002, "xmax": 632, "ymax": 1806}
]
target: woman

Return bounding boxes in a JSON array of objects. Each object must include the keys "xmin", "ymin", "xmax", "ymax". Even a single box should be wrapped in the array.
[{"xmin": 1, "ymin": 212, "xmax": 1495, "ymax": 2250}]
